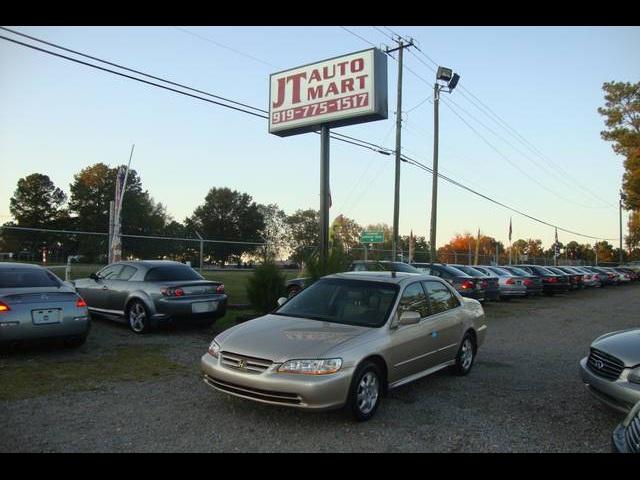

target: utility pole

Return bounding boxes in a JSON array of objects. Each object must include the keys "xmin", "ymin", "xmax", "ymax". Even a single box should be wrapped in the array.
[
  {"xmin": 386, "ymin": 37, "xmax": 414, "ymax": 262},
  {"xmin": 429, "ymin": 66, "xmax": 460, "ymax": 264},
  {"xmin": 319, "ymin": 125, "xmax": 330, "ymax": 272},
  {"xmin": 619, "ymin": 191, "xmax": 626, "ymax": 264}
]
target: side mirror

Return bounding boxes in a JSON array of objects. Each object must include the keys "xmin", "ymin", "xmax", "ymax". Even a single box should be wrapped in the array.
[
  {"xmin": 89, "ymin": 273, "xmax": 99, "ymax": 281},
  {"xmin": 397, "ymin": 311, "xmax": 421, "ymax": 326},
  {"xmin": 276, "ymin": 297, "xmax": 288, "ymax": 307}
]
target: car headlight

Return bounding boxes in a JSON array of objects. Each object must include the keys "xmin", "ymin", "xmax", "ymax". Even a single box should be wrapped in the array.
[
  {"xmin": 208, "ymin": 340, "xmax": 220, "ymax": 358},
  {"xmin": 628, "ymin": 366, "xmax": 640, "ymax": 384},
  {"xmin": 278, "ymin": 358, "xmax": 342, "ymax": 375}
]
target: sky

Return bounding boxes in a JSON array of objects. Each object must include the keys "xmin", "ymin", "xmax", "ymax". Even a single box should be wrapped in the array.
[{"xmin": 1, "ymin": 26, "xmax": 639, "ymax": 249}]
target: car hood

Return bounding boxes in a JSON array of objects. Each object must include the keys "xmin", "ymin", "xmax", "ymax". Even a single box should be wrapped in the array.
[
  {"xmin": 593, "ymin": 328, "xmax": 640, "ymax": 367},
  {"xmin": 215, "ymin": 314, "xmax": 371, "ymax": 363}
]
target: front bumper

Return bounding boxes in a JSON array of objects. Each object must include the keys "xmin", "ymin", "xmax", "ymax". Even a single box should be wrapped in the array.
[
  {"xmin": 201, "ymin": 353, "xmax": 353, "ymax": 411},
  {"xmin": 579, "ymin": 358, "xmax": 640, "ymax": 414}
]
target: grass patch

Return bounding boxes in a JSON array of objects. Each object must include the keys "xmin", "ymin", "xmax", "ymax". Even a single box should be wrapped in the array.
[{"xmin": 0, "ymin": 344, "xmax": 186, "ymax": 401}]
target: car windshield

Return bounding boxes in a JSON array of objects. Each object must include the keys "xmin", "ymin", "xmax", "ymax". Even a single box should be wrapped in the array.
[
  {"xmin": 0, "ymin": 268, "xmax": 61, "ymax": 288},
  {"xmin": 351, "ymin": 262, "xmax": 419, "ymax": 273},
  {"xmin": 275, "ymin": 278, "xmax": 399, "ymax": 328},
  {"xmin": 487, "ymin": 266, "xmax": 513, "ymax": 276},
  {"xmin": 454, "ymin": 266, "xmax": 486, "ymax": 276},
  {"xmin": 506, "ymin": 266, "xmax": 530, "ymax": 276},
  {"xmin": 144, "ymin": 265, "xmax": 203, "ymax": 281},
  {"xmin": 533, "ymin": 266, "xmax": 556, "ymax": 275}
]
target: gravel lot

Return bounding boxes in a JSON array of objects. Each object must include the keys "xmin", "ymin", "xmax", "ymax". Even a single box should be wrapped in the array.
[{"xmin": 1, "ymin": 283, "xmax": 638, "ymax": 452}]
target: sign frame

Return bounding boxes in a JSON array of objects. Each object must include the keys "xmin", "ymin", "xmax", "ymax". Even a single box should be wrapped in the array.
[{"xmin": 268, "ymin": 48, "xmax": 388, "ymax": 137}]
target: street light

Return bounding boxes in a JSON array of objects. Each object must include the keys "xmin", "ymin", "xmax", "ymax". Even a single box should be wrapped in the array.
[{"xmin": 429, "ymin": 66, "xmax": 460, "ymax": 263}]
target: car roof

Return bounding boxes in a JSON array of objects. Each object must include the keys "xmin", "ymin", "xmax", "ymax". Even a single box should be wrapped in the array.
[
  {"xmin": 326, "ymin": 271, "xmax": 432, "ymax": 284},
  {"xmin": 111, "ymin": 260, "xmax": 187, "ymax": 267},
  {"xmin": 0, "ymin": 262, "xmax": 44, "ymax": 269}
]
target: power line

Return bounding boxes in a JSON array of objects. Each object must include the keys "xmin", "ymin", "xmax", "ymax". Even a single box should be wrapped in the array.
[
  {"xmin": 172, "ymin": 26, "xmax": 280, "ymax": 69},
  {"xmin": 339, "ymin": 26, "xmax": 377, "ymax": 48},
  {"xmin": 0, "ymin": 26, "xmax": 269, "ymax": 115},
  {"xmin": 0, "ymin": 29, "xmax": 385, "ymax": 155},
  {"xmin": 1, "ymin": 28, "xmax": 617, "ymax": 242},
  {"xmin": 400, "ymin": 155, "xmax": 617, "ymax": 241},
  {"xmin": 0, "ymin": 32, "xmax": 270, "ymax": 119},
  {"xmin": 403, "ymin": 33, "xmax": 616, "ymax": 208}
]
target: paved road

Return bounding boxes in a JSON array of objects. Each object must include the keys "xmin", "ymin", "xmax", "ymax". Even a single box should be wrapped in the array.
[{"xmin": 1, "ymin": 283, "xmax": 638, "ymax": 452}]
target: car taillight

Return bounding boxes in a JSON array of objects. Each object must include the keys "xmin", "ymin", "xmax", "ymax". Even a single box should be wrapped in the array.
[
  {"xmin": 216, "ymin": 284, "xmax": 225, "ymax": 294},
  {"xmin": 460, "ymin": 280, "xmax": 474, "ymax": 290},
  {"xmin": 76, "ymin": 297, "xmax": 87, "ymax": 308},
  {"xmin": 161, "ymin": 287, "xmax": 185, "ymax": 297},
  {"xmin": 481, "ymin": 280, "xmax": 488, "ymax": 288},
  {"xmin": 523, "ymin": 279, "xmax": 532, "ymax": 286},
  {"xmin": 0, "ymin": 301, "xmax": 10, "ymax": 312},
  {"xmin": 505, "ymin": 278, "xmax": 515, "ymax": 285},
  {"xmin": 546, "ymin": 276, "xmax": 557, "ymax": 283}
]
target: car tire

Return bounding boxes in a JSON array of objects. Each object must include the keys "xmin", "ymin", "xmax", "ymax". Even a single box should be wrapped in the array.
[
  {"xmin": 64, "ymin": 334, "xmax": 87, "ymax": 348},
  {"xmin": 126, "ymin": 300, "xmax": 151, "ymax": 334},
  {"xmin": 451, "ymin": 332, "xmax": 476, "ymax": 376},
  {"xmin": 347, "ymin": 361, "xmax": 383, "ymax": 422}
]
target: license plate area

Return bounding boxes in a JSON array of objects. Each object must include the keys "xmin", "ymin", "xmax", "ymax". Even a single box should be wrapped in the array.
[
  {"xmin": 192, "ymin": 301, "xmax": 217, "ymax": 314},
  {"xmin": 32, "ymin": 308, "xmax": 62, "ymax": 325}
]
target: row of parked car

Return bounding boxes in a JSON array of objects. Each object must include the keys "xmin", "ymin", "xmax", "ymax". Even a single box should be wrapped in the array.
[
  {"xmin": 285, "ymin": 260, "xmax": 639, "ymax": 303},
  {"xmin": 1, "ymin": 259, "xmax": 638, "ymax": 450}
]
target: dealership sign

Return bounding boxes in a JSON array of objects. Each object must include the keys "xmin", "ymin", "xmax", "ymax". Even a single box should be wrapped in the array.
[{"xmin": 269, "ymin": 48, "xmax": 388, "ymax": 136}]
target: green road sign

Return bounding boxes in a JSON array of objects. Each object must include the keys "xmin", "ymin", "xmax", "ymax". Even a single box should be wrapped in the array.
[{"xmin": 360, "ymin": 231, "xmax": 384, "ymax": 244}]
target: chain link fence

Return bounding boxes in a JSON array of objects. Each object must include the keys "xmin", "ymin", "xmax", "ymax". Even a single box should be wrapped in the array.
[
  {"xmin": 0, "ymin": 226, "xmax": 299, "ymax": 280},
  {"xmin": 0, "ymin": 225, "xmax": 604, "ymax": 282}
]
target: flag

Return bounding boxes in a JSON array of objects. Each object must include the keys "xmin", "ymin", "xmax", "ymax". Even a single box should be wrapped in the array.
[
  {"xmin": 328, "ymin": 187, "xmax": 332, "ymax": 209},
  {"xmin": 554, "ymin": 227, "xmax": 560, "ymax": 258},
  {"xmin": 508, "ymin": 217, "xmax": 512, "ymax": 242}
]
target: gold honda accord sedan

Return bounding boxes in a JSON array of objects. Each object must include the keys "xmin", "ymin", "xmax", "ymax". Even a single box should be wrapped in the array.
[{"xmin": 201, "ymin": 271, "xmax": 487, "ymax": 421}]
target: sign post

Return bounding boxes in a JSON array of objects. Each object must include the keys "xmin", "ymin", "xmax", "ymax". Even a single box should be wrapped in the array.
[{"xmin": 269, "ymin": 49, "xmax": 388, "ymax": 269}]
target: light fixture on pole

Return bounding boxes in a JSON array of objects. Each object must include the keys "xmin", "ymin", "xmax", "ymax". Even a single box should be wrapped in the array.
[{"xmin": 429, "ymin": 66, "xmax": 460, "ymax": 263}]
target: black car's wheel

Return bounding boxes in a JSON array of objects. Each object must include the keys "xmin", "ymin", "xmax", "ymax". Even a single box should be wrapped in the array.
[
  {"xmin": 451, "ymin": 332, "xmax": 476, "ymax": 376},
  {"xmin": 127, "ymin": 300, "xmax": 151, "ymax": 334},
  {"xmin": 64, "ymin": 334, "xmax": 88, "ymax": 348},
  {"xmin": 347, "ymin": 361, "xmax": 383, "ymax": 422}
]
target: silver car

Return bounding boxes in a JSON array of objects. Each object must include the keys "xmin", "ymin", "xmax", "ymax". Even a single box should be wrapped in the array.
[
  {"xmin": 580, "ymin": 328, "xmax": 640, "ymax": 413},
  {"xmin": 201, "ymin": 271, "xmax": 487, "ymax": 421},
  {"xmin": 0, "ymin": 263, "xmax": 90, "ymax": 348},
  {"xmin": 74, "ymin": 260, "xmax": 228, "ymax": 334}
]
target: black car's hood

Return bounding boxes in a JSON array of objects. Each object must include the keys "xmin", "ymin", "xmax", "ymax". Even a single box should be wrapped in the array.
[{"xmin": 593, "ymin": 328, "xmax": 640, "ymax": 367}]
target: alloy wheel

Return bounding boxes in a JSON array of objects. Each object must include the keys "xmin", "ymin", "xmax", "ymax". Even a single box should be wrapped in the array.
[
  {"xmin": 356, "ymin": 371, "xmax": 379, "ymax": 415},
  {"xmin": 129, "ymin": 302, "xmax": 147, "ymax": 333}
]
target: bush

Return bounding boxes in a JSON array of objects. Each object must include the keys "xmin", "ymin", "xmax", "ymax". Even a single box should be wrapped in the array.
[
  {"xmin": 246, "ymin": 261, "xmax": 287, "ymax": 314},
  {"xmin": 303, "ymin": 245, "xmax": 352, "ymax": 283}
]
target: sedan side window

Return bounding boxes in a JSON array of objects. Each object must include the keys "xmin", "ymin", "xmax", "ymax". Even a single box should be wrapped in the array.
[
  {"xmin": 397, "ymin": 283, "xmax": 430, "ymax": 318},
  {"xmin": 97, "ymin": 265, "xmax": 123, "ymax": 280},
  {"xmin": 117, "ymin": 266, "xmax": 137, "ymax": 281},
  {"xmin": 423, "ymin": 281, "xmax": 460, "ymax": 315}
]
